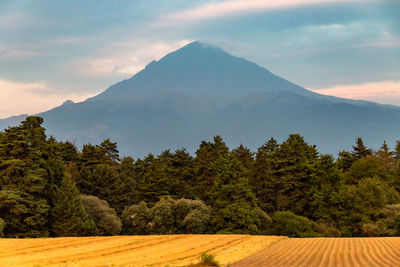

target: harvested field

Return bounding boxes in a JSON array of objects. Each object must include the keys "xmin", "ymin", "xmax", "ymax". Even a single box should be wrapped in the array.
[
  {"xmin": 0, "ymin": 235, "xmax": 284, "ymax": 266},
  {"xmin": 232, "ymin": 237, "xmax": 400, "ymax": 267}
]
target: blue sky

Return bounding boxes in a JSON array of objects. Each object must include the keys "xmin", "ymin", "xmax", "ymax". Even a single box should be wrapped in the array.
[{"xmin": 0, "ymin": 0, "xmax": 399, "ymax": 118}]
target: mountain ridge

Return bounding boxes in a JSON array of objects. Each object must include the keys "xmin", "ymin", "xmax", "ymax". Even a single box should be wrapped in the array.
[{"xmin": 1, "ymin": 41, "xmax": 399, "ymax": 156}]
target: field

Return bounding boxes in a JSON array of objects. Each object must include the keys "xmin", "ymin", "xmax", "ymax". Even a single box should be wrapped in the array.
[
  {"xmin": 2, "ymin": 236, "xmax": 400, "ymax": 266},
  {"xmin": 0, "ymin": 235, "xmax": 284, "ymax": 266},
  {"xmin": 232, "ymin": 237, "xmax": 400, "ymax": 267}
]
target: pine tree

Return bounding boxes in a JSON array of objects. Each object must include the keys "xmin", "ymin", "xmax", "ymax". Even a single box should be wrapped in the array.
[
  {"xmin": 270, "ymin": 134, "xmax": 318, "ymax": 214},
  {"xmin": 352, "ymin": 137, "xmax": 372, "ymax": 160},
  {"xmin": 211, "ymin": 155, "xmax": 263, "ymax": 234},
  {"xmin": 51, "ymin": 174, "xmax": 94, "ymax": 236}
]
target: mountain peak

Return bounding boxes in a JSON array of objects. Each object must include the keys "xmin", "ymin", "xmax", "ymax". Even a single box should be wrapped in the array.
[
  {"xmin": 62, "ymin": 100, "xmax": 74, "ymax": 106},
  {"xmin": 179, "ymin": 41, "xmax": 225, "ymax": 52},
  {"xmin": 94, "ymin": 41, "xmax": 312, "ymax": 102}
]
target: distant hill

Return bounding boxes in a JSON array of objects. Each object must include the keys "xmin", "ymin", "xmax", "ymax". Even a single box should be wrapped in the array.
[{"xmin": 1, "ymin": 41, "xmax": 399, "ymax": 156}]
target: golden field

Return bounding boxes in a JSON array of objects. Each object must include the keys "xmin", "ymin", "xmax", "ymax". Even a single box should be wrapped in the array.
[
  {"xmin": 232, "ymin": 237, "xmax": 400, "ymax": 267},
  {"xmin": 0, "ymin": 235, "xmax": 284, "ymax": 266}
]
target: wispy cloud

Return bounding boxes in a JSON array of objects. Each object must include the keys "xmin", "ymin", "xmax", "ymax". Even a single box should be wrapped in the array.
[
  {"xmin": 0, "ymin": 79, "xmax": 99, "ymax": 118},
  {"xmin": 158, "ymin": 0, "xmax": 375, "ymax": 26},
  {"xmin": 310, "ymin": 80, "xmax": 400, "ymax": 106},
  {"xmin": 73, "ymin": 39, "xmax": 193, "ymax": 77}
]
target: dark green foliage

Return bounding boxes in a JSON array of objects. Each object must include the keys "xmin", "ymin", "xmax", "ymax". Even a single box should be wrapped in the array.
[
  {"xmin": 352, "ymin": 137, "xmax": 372, "ymax": 160},
  {"xmin": 337, "ymin": 151, "xmax": 355, "ymax": 171},
  {"xmin": 51, "ymin": 175, "xmax": 94, "ymax": 236},
  {"xmin": 308, "ymin": 154, "xmax": 349, "ymax": 227},
  {"xmin": 0, "ymin": 218, "xmax": 4, "ymax": 237},
  {"xmin": 199, "ymin": 252, "xmax": 219, "ymax": 267},
  {"xmin": 121, "ymin": 201, "xmax": 153, "ymax": 235},
  {"xmin": 81, "ymin": 194, "xmax": 122, "ymax": 236},
  {"xmin": 121, "ymin": 198, "xmax": 211, "ymax": 235},
  {"xmin": 0, "ymin": 116, "xmax": 65, "ymax": 237},
  {"xmin": 0, "ymin": 189, "xmax": 49, "ymax": 237},
  {"xmin": 271, "ymin": 211, "xmax": 318, "ymax": 237},
  {"xmin": 2, "ymin": 116, "xmax": 400, "ymax": 237}
]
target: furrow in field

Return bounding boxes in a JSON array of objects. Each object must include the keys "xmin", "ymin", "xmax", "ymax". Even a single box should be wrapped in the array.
[
  {"xmin": 365, "ymin": 238, "xmax": 391, "ymax": 266},
  {"xmin": 0, "ymin": 236, "xmax": 115, "ymax": 258},
  {"xmin": 346, "ymin": 238, "xmax": 365, "ymax": 267},
  {"xmin": 28, "ymin": 235, "xmax": 185, "ymax": 265},
  {"xmin": 271, "ymin": 238, "xmax": 310, "ymax": 265},
  {"xmin": 329, "ymin": 238, "xmax": 340, "ymax": 267},
  {"xmin": 376, "ymin": 238, "xmax": 400, "ymax": 265},
  {"xmin": 264, "ymin": 238, "xmax": 304, "ymax": 266},
  {"xmin": 358, "ymin": 238, "xmax": 379, "ymax": 266},
  {"xmin": 314, "ymin": 238, "xmax": 335, "ymax": 266},
  {"xmin": 150, "ymin": 236, "xmax": 250, "ymax": 266},
  {"xmin": 294, "ymin": 238, "xmax": 325, "ymax": 267}
]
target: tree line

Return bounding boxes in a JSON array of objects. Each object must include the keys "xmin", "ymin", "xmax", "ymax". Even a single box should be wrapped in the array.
[{"xmin": 1, "ymin": 116, "xmax": 400, "ymax": 238}]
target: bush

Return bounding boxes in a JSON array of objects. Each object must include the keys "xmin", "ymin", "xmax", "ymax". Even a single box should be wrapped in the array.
[
  {"xmin": 254, "ymin": 207, "xmax": 272, "ymax": 233},
  {"xmin": 312, "ymin": 222, "xmax": 340, "ymax": 237},
  {"xmin": 121, "ymin": 198, "xmax": 211, "ymax": 235},
  {"xmin": 81, "ymin": 195, "xmax": 122, "ymax": 236},
  {"xmin": 121, "ymin": 201, "xmax": 153, "ymax": 235},
  {"xmin": 271, "ymin": 211, "xmax": 318, "ymax": 237},
  {"xmin": 199, "ymin": 252, "xmax": 219, "ymax": 267}
]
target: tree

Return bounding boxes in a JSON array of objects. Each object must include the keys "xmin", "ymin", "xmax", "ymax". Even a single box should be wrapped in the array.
[
  {"xmin": 174, "ymin": 198, "xmax": 211, "ymax": 233},
  {"xmin": 194, "ymin": 136, "xmax": 229, "ymax": 203},
  {"xmin": 121, "ymin": 198, "xmax": 211, "ymax": 235},
  {"xmin": 375, "ymin": 141, "xmax": 396, "ymax": 171},
  {"xmin": 0, "ymin": 116, "xmax": 62, "ymax": 237},
  {"xmin": 250, "ymin": 138, "xmax": 278, "ymax": 212},
  {"xmin": 337, "ymin": 151, "xmax": 355, "ymax": 171},
  {"xmin": 81, "ymin": 195, "xmax": 122, "ymax": 236},
  {"xmin": 0, "ymin": 218, "xmax": 4, "ymax": 237},
  {"xmin": 352, "ymin": 137, "xmax": 372, "ymax": 160},
  {"xmin": 0, "ymin": 190, "xmax": 49, "ymax": 237},
  {"xmin": 121, "ymin": 201, "xmax": 153, "ymax": 235},
  {"xmin": 51, "ymin": 174, "xmax": 94, "ymax": 236},
  {"xmin": 269, "ymin": 134, "xmax": 318, "ymax": 214},
  {"xmin": 308, "ymin": 154, "xmax": 349, "ymax": 230},
  {"xmin": 211, "ymin": 156, "xmax": 263, "ymax": 234},
  {"xmin": 232, "ymin": 144, "xmax": 254, "ymax": 171},
  {"xmin": 395, "ymin": 141, "xmax": 400, "ymax": 160}
]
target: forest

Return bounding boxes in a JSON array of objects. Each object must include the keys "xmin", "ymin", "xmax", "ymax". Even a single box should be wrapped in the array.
[{"xmin": 1, "ymin": 116, "xmax": 400, "ymax": 238}]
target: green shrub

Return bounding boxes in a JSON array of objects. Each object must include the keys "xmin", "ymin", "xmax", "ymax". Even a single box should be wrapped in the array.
[
  {"xmin": 81, "ymin": 194, "xmax": 122, "ymax": 236},
  {"xmin": 122, "ymin": 198, "xmax": 211, "ymax": 235},
  {"xmin": 200, "ymin": 252, "xmax": 219, "ymax": 267},
  {"xmin": 271, "ymin": 211, "xmax": 318, "ymax": 237}
]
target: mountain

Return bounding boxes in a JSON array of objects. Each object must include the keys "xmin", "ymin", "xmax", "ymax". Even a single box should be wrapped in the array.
[{"xmin": 1, "ymin": 41, "xmax": 400, "ymax": 156}]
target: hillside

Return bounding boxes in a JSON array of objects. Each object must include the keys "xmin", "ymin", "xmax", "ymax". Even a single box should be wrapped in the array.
[{"xmin": 1, "ymin": 41, "xmax": 399, "ymax": 156}]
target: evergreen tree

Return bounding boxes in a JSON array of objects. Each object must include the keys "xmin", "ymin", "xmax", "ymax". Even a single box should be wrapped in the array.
[
  {"xmin": 337, "ymin": 151, "xmax": 355, "ymax": 171},
  {"xmin": 250, "ymin": 138, "xmax": 278, "ymax": 212},
  {"xmin": 270, "ymin": 134, "xmax": 318, "ymax": 214},
  {"xmin": 308, "ymin": 154, "xmax": 349, "ymax": 229},
  {"xmin": 194, "ymin": 136, "xmax": 229, "ymax": 203},
  {"xmin": 232, "ymin": 144, "xmax": 254, "ymax": 171},
  {"xmin": 352, "ymin": 137, "xmax": 372, "ymax": 160},
  {"xmin": 211, "ymin": 155, "xmax": 264, "ymax": 234},
  {"xmin": 51, "ymin": 174, "xmax": 94, "ymax": 236}
]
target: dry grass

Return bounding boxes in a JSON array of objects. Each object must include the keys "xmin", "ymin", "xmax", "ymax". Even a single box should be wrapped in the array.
[
  {"xmin": 0, "ymin": 235, "xmax": 284, "ymax": 266},
  {"xmin": 232, "ymin": 237, "xmax": 400, "ymax": 267}
]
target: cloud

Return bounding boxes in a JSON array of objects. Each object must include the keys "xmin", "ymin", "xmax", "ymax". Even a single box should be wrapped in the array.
[
  {"xmin": 310, "ymin": 80, "xmax": 400, "ymax": 106},
  {"xmin": 74, "ymin": 39, "xmax": 193, "ymax": 76},
  {"xmin": 0, "ymin": 79, "xmax": 99, "ymax": 118},
  {"xmin": 158, "ymin": 0, "xmax": 375, "ymax": 26}
]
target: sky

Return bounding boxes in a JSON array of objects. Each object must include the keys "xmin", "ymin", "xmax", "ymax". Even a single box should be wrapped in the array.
[{"xmin": 0, "ymin": 0, "xmax": 399, "ymax": 118}]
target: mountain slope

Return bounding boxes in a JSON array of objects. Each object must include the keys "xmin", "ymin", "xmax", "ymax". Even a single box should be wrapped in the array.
[{"xmin": 1, "ymin": 41, "xmax": 399, "ymax": 156}]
